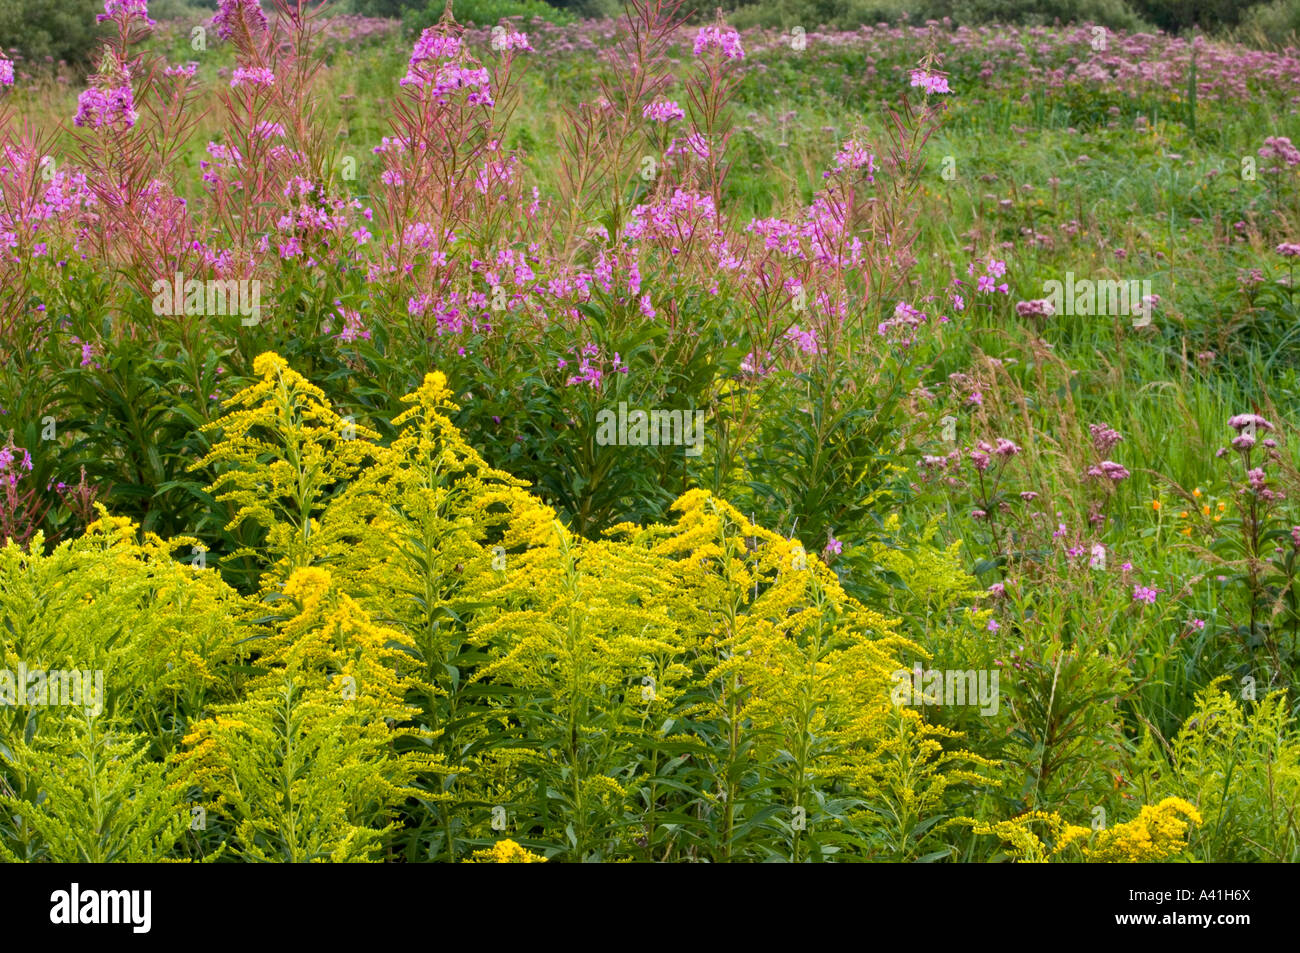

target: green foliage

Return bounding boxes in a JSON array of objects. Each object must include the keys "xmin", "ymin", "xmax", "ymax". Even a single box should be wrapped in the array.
[
  {"xmin": 1136, "ymin": 682, "xmax": 1300, "ymax": 861},
  {"xmin": 0, "ymin": 714, "xmax": 191, "ymax": 863},
  {"xmin": 0, "ymin": 0, "xmax": 106, "ymax": 68},
  {"xmin": 405, "ymin": 0, "xmax": 577, "ymax": 30}
]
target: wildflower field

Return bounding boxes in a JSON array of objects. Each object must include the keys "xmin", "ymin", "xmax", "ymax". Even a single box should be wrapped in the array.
[{"xmin": 0, "ymin": 0, "xmax": 1298, "ymax": 865}]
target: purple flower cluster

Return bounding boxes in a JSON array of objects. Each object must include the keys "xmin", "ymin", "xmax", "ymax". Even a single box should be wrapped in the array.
[
  {"xmin": 212, "ymin": 0, "xmax": 268, "ymax": 42},
  {"xmin": 1089, "ymin": 423, "xmax": 1123, "ymax": 454},
  {"xmin": 1086, "ymin": 460, "xmax": 1130, "ymax": 482},
  {"xmin": 97, "ymin": 0, "xmax": 154, "ymax": 25},
  {"xmin": 909, "ymin": 69, "xmax": 951, "ymax": 94},
  {"xmin": 642, "ymin": 100, "xmax": 685, "ymax": 122},
  {"xmin": 693, "ymin": 26, "xmax": 744, "ymax": 59},
  {"xmin": 1015, "ymin": 298, "xmax": 1054, "ymax": 318},
  {"xmin": 74, "ymin": 79, "xmax": 137, "ymax": 130}
]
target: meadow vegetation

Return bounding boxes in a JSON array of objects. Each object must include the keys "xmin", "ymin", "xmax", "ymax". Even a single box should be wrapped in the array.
[{"xmin": 0, "ymin": 0, "xmax": 1298, "ymax": 861}]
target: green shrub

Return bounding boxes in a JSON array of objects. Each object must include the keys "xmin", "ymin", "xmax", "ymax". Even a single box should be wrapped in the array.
[
  {"xmin": 1238, "ymin": 0, "xmax": 1300, "ymax": 44},
  {"xmin": 405, "ymin": 0, "xmax": 577, "ymax": 30},
  {"xmin": 0, "ymin": 0, "xmax": 106, "ymax": 68}
]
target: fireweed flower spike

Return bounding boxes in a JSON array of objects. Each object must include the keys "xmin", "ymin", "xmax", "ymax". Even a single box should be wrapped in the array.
[
  {"xmin": 0, "ymin": 58, "xmax": 12, "ymax": 87},
  {"xmin": 693, "ymin": 25, "xmax": 744, "ymax": 59},
  {"xmin": 74, "ymin": 65, "xmax": 137, "ymax": 130},
  {"xmin": 212, "ymin": 0, "xmax": 269, "ymax": 42},
  {"xmin": 97, "ymin": 0, "xmax": 155, "ymax": 26},
  {"xmin": 910, "ymin": 69, "xmax": 951, "ymax": 95},
  {"xmin": 642, "ymin": 100, "xmax": 685, "ymax": 122}
]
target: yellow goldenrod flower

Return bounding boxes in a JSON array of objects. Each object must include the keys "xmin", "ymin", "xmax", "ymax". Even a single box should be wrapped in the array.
[{"xmin": 464, "ymin": 839, "xmax": 547, "ymax": 863}]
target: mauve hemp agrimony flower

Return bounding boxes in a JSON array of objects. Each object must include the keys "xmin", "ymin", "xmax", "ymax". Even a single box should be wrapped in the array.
[{"xmin": 1089, "ymin": 423, "xmax": 1123, "ymax": 454}]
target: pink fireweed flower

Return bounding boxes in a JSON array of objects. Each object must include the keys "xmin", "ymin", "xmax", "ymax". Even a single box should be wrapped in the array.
[
  {"xmin": 212, "ymin": 0, "xmax": 268, "ymax": 41},
  {"xmin": 74, "ymin": 80, "xmax": 137, "ymax": 130},
  {"xmin": 490, "ymin": 29, "xmax": 532, "ymax": 52},
  {"xmin": 163, "ymin": 61, "xmax": 199, "ymax": 79},
  {"xmin": 475, "ymin": 155, "xmax": 517, "ymax": 194},
  {"xmin": 987, "ymin": 619, "xmax": 1000, "ymax": 633},
  {"xmin": 409, "ymin": 30, "xmax": 461, "ymax": 64},
  {"xmin": 909, "ymin": 69, "xmax": 951, "ymax": 94},
  {"xmin": 98, "ymin": 0, "xmax": 154, "ymax": 24},
  {"xmin": 643, "ymin": 100, "xmax": 685, "ymax": 122},
  {"xmin": 0, "ymin": 59, "xmax": 12, "ymax": 87},
  {"xmin": 666, "ymin": 133, "xmax": 710, "ymax": 160},
  {"xmin": 825, "ymin": 140, "xmax": 876, "ymax": 180},
  {"xmin": 785, "ymin": 324, "xmax": 818, "ymax": 355},
  {"xmin": 625, "ymin": 189, "xmax": 717, "ymax": 243},
  {"xmin": 333, "ymin": 306, "xmax": 370, "ymax": 344},
  {"xmin": 740, "ymin": 350, "xmax": 773, "ymax": 376},
  {"xmin": 1132, "ymin": 585, "xmax": 1160, "ymax": 604},
  {"xmin": 878, "ymin": 301, "xmax": 926, "ymax": 342},
  {"xmin": 1190, "ymin": 618, "xmax": 1206, "ymax": 630},
  {"xmin": 824, "ymin": 535, "xmax": 843, "ymax": 557},
  {"xmin": 988, "ymin": 582, "xmax": 1005, "ymax": 597},
  {"xmin": 566, "ymin": 357, "xmax": 603, "ymax": 389},
  {"xmin": 231, "ymin": 67, "xmax": 275, "ymax": 88},
  {"xmin": 693, "ymin": 25, "xmax": 744, "ymax": 59}
]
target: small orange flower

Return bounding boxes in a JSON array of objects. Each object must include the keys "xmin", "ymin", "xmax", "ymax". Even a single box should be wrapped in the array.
[{"xmin": 1152, "ymin": 500, "xmax": 1162, "ymax": 511}]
